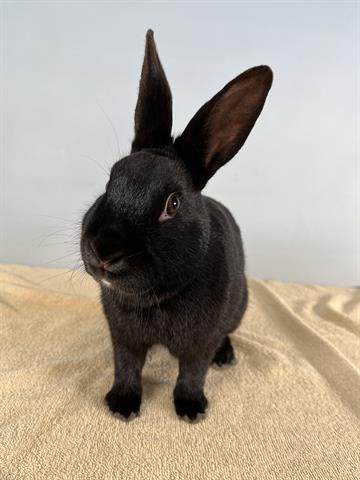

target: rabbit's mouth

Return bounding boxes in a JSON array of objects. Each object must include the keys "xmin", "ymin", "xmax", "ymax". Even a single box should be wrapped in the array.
[
  {"xmin": 99, "ymin": 277, "xmax": 155, "ymax": 299},
  {"xmin": 86, "ymin": 263, "xmax": 119, "ymax": 281},
  {"xmin": 100, "ymin": 278, "xmax": 153, "ymax": 297},
  {"xmin": 85, "ymin": 261, "xmax": 153, "ymax": 296}
]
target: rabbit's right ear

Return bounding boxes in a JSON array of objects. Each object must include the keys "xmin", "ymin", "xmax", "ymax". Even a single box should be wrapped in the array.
[
  {"xmin": 131, "ymin": 30, "xmax": 173, "ymax": 152},
  {"xmin": 174, "ymin": 66, "xmax": 273, "ymax": 189}
]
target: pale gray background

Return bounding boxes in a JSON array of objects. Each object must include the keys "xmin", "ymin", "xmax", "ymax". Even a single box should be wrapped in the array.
[{"xmin": 1, "ymin": 1, "xmax": 359, "ymax": 285}]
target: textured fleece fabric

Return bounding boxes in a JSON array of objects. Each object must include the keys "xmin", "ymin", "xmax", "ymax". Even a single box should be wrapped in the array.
[{"xmin": 1, "ymin": 265, "xmax": 359, "ymax": 479}]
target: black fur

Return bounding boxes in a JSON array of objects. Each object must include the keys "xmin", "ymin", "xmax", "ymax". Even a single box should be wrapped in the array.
[
  {"xmin": 212, "ymin": 335, "xmax": 236, "ymax": 366},
  {"xmin": 80, "ymin": 30, "xmax": 272, "ymax": 420}
]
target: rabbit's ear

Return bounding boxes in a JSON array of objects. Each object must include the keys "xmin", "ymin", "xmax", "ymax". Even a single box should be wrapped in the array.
[
  {"xmin": 131, "ymin": 30, "xmax": 173, "ymax": 152},
  {"xmin": 174, "ymin": 66, "xmax": 273, "ymax": 189}
]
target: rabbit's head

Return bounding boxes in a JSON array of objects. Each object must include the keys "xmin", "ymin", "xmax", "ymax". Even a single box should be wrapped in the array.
[{"xmin": 81, "ymin": 30, "xmax": 272, "ymax": 295}]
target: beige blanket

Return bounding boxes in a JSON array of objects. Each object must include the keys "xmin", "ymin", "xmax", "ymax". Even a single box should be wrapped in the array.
[{"xmin": 1, "ymin": 264, "xmax": 359, "ymax": 479}]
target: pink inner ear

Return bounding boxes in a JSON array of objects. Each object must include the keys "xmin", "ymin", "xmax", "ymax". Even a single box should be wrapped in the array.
[{"xmin": 204, "ymin": 70, "xmax": 272, "ymax": 171}]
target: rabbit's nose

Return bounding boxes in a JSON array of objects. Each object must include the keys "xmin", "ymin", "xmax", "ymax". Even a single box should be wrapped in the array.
[{"xmin": 89, "ymin": 239, "xmax": 125, "ymax": 271}]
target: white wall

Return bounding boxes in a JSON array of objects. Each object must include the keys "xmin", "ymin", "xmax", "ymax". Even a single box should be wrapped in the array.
[{"xmin": 1, "ymin": 2, "xmax": 358, "ymax": 286}]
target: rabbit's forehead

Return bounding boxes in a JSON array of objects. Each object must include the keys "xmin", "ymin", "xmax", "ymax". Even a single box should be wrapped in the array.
[
  {"xmin": 111, "ymin": 151, "xmax": 179, "ymax": 176},
  {"xmin": 106, "ymin": 153, "xmax": 186, "ymax": 214}
]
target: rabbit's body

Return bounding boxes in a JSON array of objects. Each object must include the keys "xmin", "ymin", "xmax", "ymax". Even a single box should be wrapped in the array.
[
  {"xmin": 81, "ymin": 30, "xmax": 272, "ymax": 420},
  {"xmin": 101, "ymin": 193, "xmax": 247, "ymax": 358}
]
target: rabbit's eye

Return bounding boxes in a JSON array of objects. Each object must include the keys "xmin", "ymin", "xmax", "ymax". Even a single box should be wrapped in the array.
[
  {"xmin": 166, "ymin": 193, "xmax": 180, "ymax": 215},
  {"xmin": 159, "ymin": 193, "xmax": 180, "ymax": 222}
]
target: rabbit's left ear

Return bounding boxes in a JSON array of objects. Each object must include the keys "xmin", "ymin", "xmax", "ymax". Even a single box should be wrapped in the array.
[
  {"xmin": 174, "ymin": 66, "xmax": 273, "ymax": 189},
  {"xmin": 131, "ymin": 30, "xmax": 173, "ymax": 152}
]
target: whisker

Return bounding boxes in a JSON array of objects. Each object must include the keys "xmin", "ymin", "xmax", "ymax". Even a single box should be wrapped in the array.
[
  {"xmin": 97, "ymin": 102, "xmax": 121, "ymax": 161},
  {"xmin": 80, "ymin": 153, "xmax": 110, "ymax": 177},
  {"xmin": 149, "ymin": 285, "xmax": 161, "ymax": 312},
  {"xmin": 127, "ymin": 250, "xmax": 145, "ymax": 260},
  {"xmin": 44, "ymin": 251, "xmax": 80, "ymax": 266},
  {"xmin": 38, "ymin": 268, "xmax": 77, "ymax": 285},
  {"xmin": 40, "ymin": 239, "xmax": 79, "ymax": 248},
  {"xmin": 33, "ymin": 228, "xmax": 78, "ymax": 246},
  {"xmin": 38, "ymin": 214, "xmax": 78, "ymax": 224}
]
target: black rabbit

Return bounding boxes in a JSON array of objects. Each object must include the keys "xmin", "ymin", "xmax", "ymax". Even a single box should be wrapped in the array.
[{"xmin": 81, "ymin": 30, "xmax": 272, "ymax": 420}]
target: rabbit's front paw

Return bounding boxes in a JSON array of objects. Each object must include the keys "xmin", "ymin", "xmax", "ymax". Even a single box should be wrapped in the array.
[
  {"xmin": 174, "ymin": 392, "xmax": 208, "ymax": 421},
  {"xmin": 105, "ymin": 387, "xmax": 141, "ymax": 419}
]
